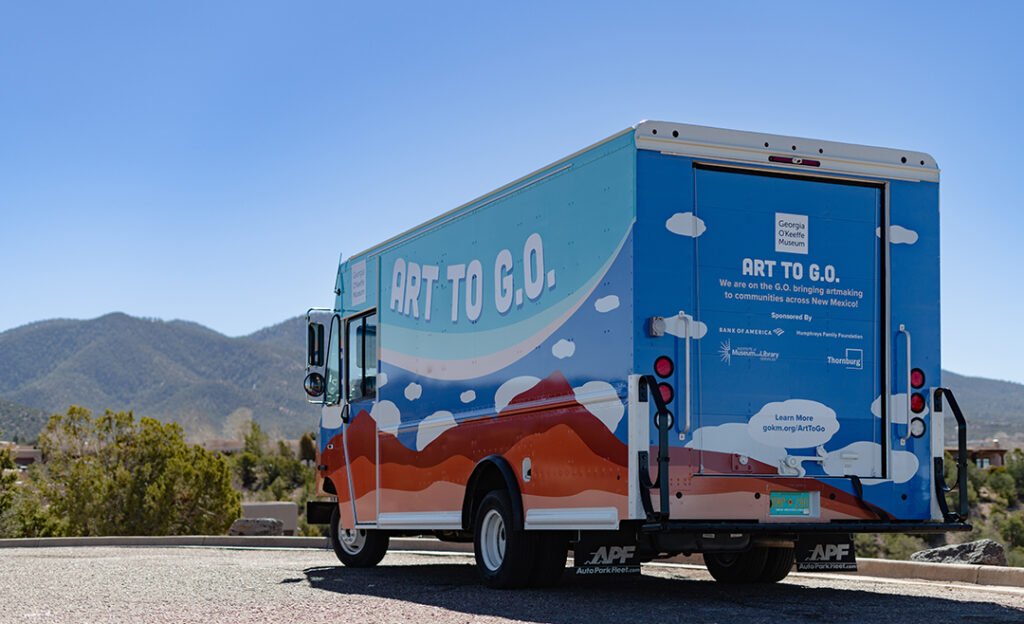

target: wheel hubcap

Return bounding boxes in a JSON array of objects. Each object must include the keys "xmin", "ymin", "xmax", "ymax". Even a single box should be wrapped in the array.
[
  {"xmin": 480, "ymin": 509, "xmax": 506, "ymax": 572},
  {"xmin": 339, "ymin": 529, "xmax": 366, "ymax": 555}
]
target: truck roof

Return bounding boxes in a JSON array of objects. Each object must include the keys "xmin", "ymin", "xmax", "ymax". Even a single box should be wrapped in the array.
[{"xmin": 345, "ymin": 121, "xmax": 938, "ymax": 263}]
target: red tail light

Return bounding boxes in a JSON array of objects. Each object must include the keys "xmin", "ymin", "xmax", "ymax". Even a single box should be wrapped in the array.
[
  {"xmin": 658, "ymin": 383, "xmax": 674, "ymax": 404},
  {"xmin": 911, "ymin": 368, "xmax": 925, "ymax": 389},
  {"xmin": 654, "ymin": 356, "xmax": 674, "ymax": 378},
  {"xmin": 911, "ymin": 392, "xmax": 926, "ymax": 413}
]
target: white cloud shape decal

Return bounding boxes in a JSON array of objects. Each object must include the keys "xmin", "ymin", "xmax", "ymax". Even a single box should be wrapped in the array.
[
  {"xmin": 666, "ymin": 212, "xmax": 706, "ymax": 237},
  {"xmin": 871, "ymin": 393, "xmax": 928, "ymax": 424},
  {"xmin": 321, "ymin": 405, "xmax": 344, "ymax": 430},
  {"xmin": 876, "ymin": 225, "xmax": 919, "ymax": 245},
  {"xmin": 662, "ymin": 318, "xmax": 708, "ymax": 340},
  {"xmin": 416, "ymin": 410, "xmax": 457, "ymax": 450},
  {"xmin": 552, "ymin": 339, "xmax": 575, "ymax": 359},
  {"xmin": 460, "ymin": 390, "xmax": 476, "ymax": 403},
  {"xmin": 404, "ymin": 382, "xmax": 422, "ymax": 401},
  {"xmin": 370, "ymin": 400, "xmax": 401, "ymax": 434},
  {"xmin": 858, "ymin": 448, "xmax": 920, "ymax": 485},
  {"xmin": 377, "ymin": 372, "xmax": 388, "ymax": 387},
  {"xmin": 572, "ymin": 381, "xmax": 624, "ymax": 432},
  {"xmin": 495, "ymin": 376, "xmax": 541, "ymax": 414},
  {"xmin": 822, "ymin": 441, "xmax": 881, "ymax": 478},
  {"xmin": 686, "ymin": 422, "xmax": 786, "ymax": 473},
  {"xmin": 747, "ymin": 399, "xmax": 839, "ymax": 448},
  {"xmin": 595, "ymin": 295, "xmax": 620, "ymax": 313}
]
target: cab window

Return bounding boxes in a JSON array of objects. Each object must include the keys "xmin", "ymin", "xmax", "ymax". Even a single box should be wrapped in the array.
[{"xmin": 347, "ymin": 311, "xmax": 377, "ymax": 403}]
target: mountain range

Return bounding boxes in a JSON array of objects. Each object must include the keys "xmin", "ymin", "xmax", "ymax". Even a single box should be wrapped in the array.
[
  {"xmin": 0, "ymin": 313, "xmax": 1022, "ymax": 446},
  {"xmin": 0, "ymin": 313, "xmax": 316, "ymax": 441}
]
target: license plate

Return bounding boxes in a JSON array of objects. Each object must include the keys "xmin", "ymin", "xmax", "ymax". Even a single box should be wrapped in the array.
[{"xmin": 769, "ymin": 491, "xmax": 812, "ymax": 516}]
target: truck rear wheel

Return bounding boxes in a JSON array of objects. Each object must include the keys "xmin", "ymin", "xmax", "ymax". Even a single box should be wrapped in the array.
[
  {"xmin": 758, "ymin": 547, "xmax": 795, "ymax": 583},
  {"xmin": 473, "ymin": 490, "xmax": 535, "ymax": 588},
  {"xmin": 704, "ymin": 547, "xmax": 769, "ymax": 583},
  {"xmin": 330, "ymin": 506, "xmax": 389, "ymax": 568}
]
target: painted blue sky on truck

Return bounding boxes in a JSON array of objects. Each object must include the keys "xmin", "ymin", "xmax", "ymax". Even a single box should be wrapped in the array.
[{"xmin": 1, "ymin": 2, "xmax": 1022, "ymax": 385}]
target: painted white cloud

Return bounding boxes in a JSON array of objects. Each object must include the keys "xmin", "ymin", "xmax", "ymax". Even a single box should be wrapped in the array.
[
  {"xmin": 666, "ymin": 212, "xmax": 706, "ymax": 238},
  {"xmin": 685, "ymin": 422, "xmax": 786, "ymax": 473},
  {"xmin": 377, "ymin": 372, "xmax": 388, "ymax": 387},
  {"xmin": 416, "ymin": 410, "xmax": 457, "ymax": 450},
  {"xmin": 871, "ymin": 393, "xmax": 928, "ymax": 425},
  {"xmin": 404, "ymin": 382, "xmax": 422, "ymax": 401},
  {"xmin": 321, "ymin": 405, "xmax": 344, "ymax": 430},
  {"xmin": 748, "ymin": 399, "xmax": 839, "ymax": 448},
  {"xmin": 662, "ymin": 318, "xmax": 708, "ymax": 340},
  {"xmin": 595, "ymin": 295, "xmax": 620, "ymax": 313},
  {"xmin": 460, "ymin": 390, "xmax": 476, "ymax": 403},
  {"xmin": 495, "ymin": 376, "xmax": 541, "ymax": 414},
  {"xmin": 572, "ymin": 381, "xmax": 624, "ymax": 432},
  {"xmin": 822, "ymin": 441, "xmax": 882, "ymax": 478},
  {"xmin": 370, "ymin": 400, "xmax": 401, "ymax": 434},
  {"xmin": 876, "ymin": 225, "xmax": 919, "ymax": 245},
  {"xmin": 860, "ymin": 449, "xmax": 920, "ymax": 485},
  {"xmin": 552, "ymin": 339, "xmax": 576, "ymax": 359}
]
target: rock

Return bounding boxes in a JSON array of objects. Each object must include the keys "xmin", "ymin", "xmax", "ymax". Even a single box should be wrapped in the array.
[
  {"xmin": 911, "ymin": 539, "xmax": 1007, "ymax": 566},
  {"xmin": 228, "ymin": 517, "xmax": 284, "ymax": 536}
]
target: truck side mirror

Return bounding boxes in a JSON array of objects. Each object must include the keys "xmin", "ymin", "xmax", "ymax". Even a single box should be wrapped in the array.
[{"xmin": 307, "ymin": 322, "xmax": 325, "ymax": 367}]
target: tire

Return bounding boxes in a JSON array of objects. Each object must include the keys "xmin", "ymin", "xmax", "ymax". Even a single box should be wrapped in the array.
[
  {"xmin": 704, "ymin": 547, "xmax": 769, "ymax": 583},
  {"xmin": 758, "ymin": 547, "xmax": 795, "ymax": 583},
  {"xmin": 330, "ymin": 505, "xmax": 389, "ymax": 568},
  {"xmin": 529, "ymin": 531, "xmax": 568, "ymax": 587},
  {"xmin": 473, "ymin": 490, "xmax": 536, "ymax": 588}
]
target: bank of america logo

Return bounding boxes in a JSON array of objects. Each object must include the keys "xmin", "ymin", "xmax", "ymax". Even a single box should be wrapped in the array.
[
  {"xmin": 719, "ymin": 340, "xmax": 732, "ymax": 365},
  {"xmin": 773, "ymin": 327, "xmax": 785, "ymax": 336}
]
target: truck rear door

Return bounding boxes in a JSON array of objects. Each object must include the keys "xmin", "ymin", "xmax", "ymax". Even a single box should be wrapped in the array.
[{"xmin": 691, "ymin": 166, "xmax": 884, "ymax": 478}]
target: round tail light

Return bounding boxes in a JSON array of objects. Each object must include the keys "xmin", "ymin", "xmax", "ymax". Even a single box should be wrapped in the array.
[
  {"xmin": 911, "ymin": 368, "xmax": 925, "ymax": 389},
  {"xmin": 910, "ymin": 392, "xmax": 926, "ymax": 413},
  {"xmin": 654, "ymin": 356, "xmax": 674, "ymax": 378}
]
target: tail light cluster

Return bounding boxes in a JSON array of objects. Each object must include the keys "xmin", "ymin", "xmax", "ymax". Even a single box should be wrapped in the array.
[
  {"xmin": 654, "ymin": 356, "xmax": 675, "ymax": 404},
  {"xmin": 910, "ymin": 367, "xmax": 926, "ymax": 413}
]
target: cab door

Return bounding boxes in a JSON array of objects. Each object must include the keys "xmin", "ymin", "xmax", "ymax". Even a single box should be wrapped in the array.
[
  {"xmin": 344, "ymin": 310, "xmax": 379, "ymax": 524},
  {"xmin": 692, "ymin": 166, "xmax": 884, "ymax": 478}
]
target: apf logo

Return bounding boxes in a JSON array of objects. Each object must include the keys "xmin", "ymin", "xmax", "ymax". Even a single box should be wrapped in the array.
[
  {"xmin": 808, "ymin": 543, "xmax": 851, "ymax": 561},
  {"xmin": 585, "ymin": 546, "xmax": 636, "ymax": 565}
]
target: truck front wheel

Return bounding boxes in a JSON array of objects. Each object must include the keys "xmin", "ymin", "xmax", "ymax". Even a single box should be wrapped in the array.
[
  {"xmin": 473, "ymin": 490, "xmax": 535, "ymax": 588},
  {"xmin": 330, "ymin": 506, "xmax": 389, "ymax": 567}
]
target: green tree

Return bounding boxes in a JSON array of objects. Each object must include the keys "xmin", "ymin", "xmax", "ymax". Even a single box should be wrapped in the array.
[
  {"xmin": 1000, "ymin": 514, "xmax": 1024, "ymax": 549},
  {"xmin": 0, "ymin": 438, "xmax": 17, "ymax": 517},
  {"xmin": 987, "ymin": 468, "xmax": 1017, "ymax": 505},
  {"xmin": 24, "ymin": 406, "xmax": 240, "ymax": 536},
  {"xmin": 299, "ymin": 432, "xmax": 316, "ymax": 465},
  {"xmin": 1005, "ymin": 449, "xmax": 1024, "ymax": 502},
  {"xmin": 243, "ymin": 421, "xmax": 268, "ymax": 457}
]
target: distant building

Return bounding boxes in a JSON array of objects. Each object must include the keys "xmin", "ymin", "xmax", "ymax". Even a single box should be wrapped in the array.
[
  {"xmin": 0, "ymin": 441, "xmax": 42, "ymax": 467},
  {"xmin": 946, "ymin": 439, "xmax": 1009, "ymax": 469},
  {"xmin": 202, "ymin": 439, "xmax": 244, "ymax": 455}
]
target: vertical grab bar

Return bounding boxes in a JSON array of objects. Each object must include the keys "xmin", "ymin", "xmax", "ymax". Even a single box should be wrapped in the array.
[
  {"xmin": 681, "ymin": 313, "xmax": 692, "ymax": 436},
  {"xmin": 897, "ymin": 324, "xmax": 912, "ymax": 445}
]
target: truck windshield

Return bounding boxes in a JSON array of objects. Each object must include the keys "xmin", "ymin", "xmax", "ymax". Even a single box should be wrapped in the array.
[{"xmin": 324, "ymin": 315, "xmax": 341, "ymax": 404}]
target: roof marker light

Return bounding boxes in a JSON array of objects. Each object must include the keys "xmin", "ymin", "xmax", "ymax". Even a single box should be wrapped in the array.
[{"xmin": 769, "ymin": 155, "xmax": 821, "ymax": 167}]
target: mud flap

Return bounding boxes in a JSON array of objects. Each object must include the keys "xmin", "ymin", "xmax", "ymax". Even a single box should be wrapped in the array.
[
  {"xmin": 573, "ymin": 532, "xmax": 641, "ymax": 576},
  {"xmin": 795, "ymin": 533, "xmax": 857, "ymax": 571}
]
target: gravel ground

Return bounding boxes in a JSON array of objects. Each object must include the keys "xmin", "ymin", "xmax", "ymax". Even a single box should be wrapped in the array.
[{"xmin": 1, "ymin": 546, "xmax": 1022, "ymax": 624}]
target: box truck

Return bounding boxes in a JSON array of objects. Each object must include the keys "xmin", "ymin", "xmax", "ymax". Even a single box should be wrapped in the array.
[{"xmin": 304, "ymin": 121, "xmax": 970, "ymax": 587}]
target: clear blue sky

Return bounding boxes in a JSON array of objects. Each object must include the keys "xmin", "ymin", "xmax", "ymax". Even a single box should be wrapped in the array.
[{"xmin": 1, "ymin": 2, "xmax": 1022, "ymax": 383}]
